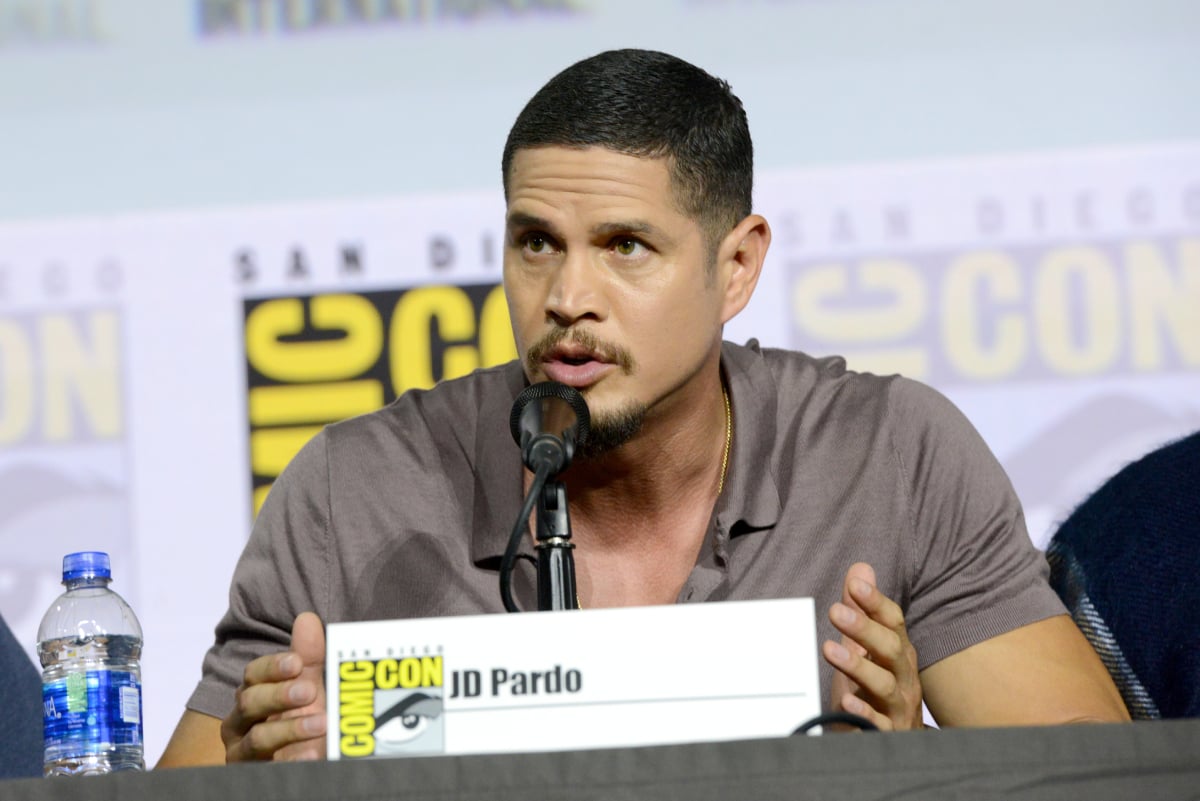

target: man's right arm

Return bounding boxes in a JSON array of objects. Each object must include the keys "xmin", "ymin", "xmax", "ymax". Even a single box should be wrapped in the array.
[
  {"xmin": 157, "ymin": 612, "xmax": 328, "ymax": 767},
  {"xmin": 158, "ymin": 711, "xmax": 225, "ymax": 767}
]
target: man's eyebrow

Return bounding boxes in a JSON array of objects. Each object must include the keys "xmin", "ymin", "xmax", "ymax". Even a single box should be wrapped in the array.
[
  {"xmin": 504, "ymin": 214, "xmax": 668, "ymax": 241},
  {"xmin": 505, "ymin": 211, "xmax": 552, "ymax": 231},
  {"xmin": 592, "ymin": 220, "xmax": 656, "ymax": 237}
]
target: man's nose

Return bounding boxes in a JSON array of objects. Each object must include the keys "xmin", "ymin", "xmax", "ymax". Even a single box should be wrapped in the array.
[{"xmin": 545, "ymin": 252, "xmax": 606, "ymax": 326}]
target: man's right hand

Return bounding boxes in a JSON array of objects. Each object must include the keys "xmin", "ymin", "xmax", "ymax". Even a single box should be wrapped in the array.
[{"xmin": 221, "ymin": 612, "xmax": 328, "ymax": 762}]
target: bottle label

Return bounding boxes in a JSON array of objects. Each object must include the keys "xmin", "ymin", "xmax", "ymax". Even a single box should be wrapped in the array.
[{"xmin": 43, "ymin": 670, "xmax": 143, "ymax": 753}]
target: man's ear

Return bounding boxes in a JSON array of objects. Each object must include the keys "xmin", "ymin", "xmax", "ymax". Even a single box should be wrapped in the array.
[{"xmin": 716, "ymin": 214, "xmax": 771, "ymax": 324}]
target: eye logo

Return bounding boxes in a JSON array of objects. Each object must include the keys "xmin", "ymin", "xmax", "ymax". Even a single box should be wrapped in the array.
[
  {"xmin": 374, "ymin": 691, "xmax": 444, "ymax": 754},
  {"xmin": 337, "ymin": 654, "xmax": 445, "ymax": 758}
]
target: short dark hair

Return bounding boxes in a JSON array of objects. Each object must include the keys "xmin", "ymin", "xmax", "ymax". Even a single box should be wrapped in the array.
[{"xmin": 501, "ymin": 49, "xmax": 753, "ymax": 245}]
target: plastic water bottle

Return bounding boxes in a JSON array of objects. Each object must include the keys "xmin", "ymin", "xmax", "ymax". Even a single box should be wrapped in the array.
[{"xmin": 37, "ymin": 551, "xmax": 144, "ymax": 776}]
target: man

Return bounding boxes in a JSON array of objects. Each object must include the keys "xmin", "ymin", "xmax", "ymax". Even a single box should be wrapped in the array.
[{"xmin": 159, "ymin": 49, "xmax": 1127, "ymax": 766}]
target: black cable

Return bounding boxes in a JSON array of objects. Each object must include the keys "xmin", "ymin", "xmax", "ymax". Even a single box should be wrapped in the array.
[
  {"xmin": 500, "ymin": 461, "xmax": 552, "ymax": 613},
  {"xmin": 791, "ymin": 711, "xmax": 879, "ymax": 735}
]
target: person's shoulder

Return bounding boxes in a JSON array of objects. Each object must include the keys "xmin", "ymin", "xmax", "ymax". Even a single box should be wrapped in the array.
[
  {"xmin": 1060, "ymin": 430, "xmax": 1200, "ymax": 541},
  {"xmin": 324, "ymin": 360, "xmax": 522, "ymax": 446},
  {"xmin": 724, "ymin": 339, "xmax": 969, "ymax": 438},
  {"xmin": 1109, "ymin": 430, "xmax": 1200, "ymax": 491},
  {"xmin": 725, "ymin": 339, "xmax": 912, "ymax": 408},
  {"xmin": 725, "ymin": 338, "xmax": 852, "ymax": 380}
]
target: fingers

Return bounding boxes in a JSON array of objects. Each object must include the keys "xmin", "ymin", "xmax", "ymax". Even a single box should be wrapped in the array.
[
  {"xmin": 291, "ymin": 612, "xmax": 326, "ymax": 668},
  {"xmin": 242, "ymin": 650, "xmax": 304, "ymax": 690},
  {"xmin": 223, "ymin": 669, "xmax": 326, "ymax": 761},
  {"xmin": 822, "ymin": 634, "xmax": 901, "ymax": 711},
  {"xmin": 841, "ymin": 562, "xmax": 877, "ymax": 612},
  {"xmin": 272, "ymin": 732, "xmax": 329, "ymax": 762},
  {"xmin": 224, "ymin": 711, "xmax": 328, "ymax": 762},
  {"xmin": 846, "ymin": 572, "xmax": 906, "ymax": 635},
  {"xmin": 224, "ymin": 653, "xmax": 306, "ymax": 733},
  {"xmin": 221, "ymin": 612, "xmax": 330, "ymax": 763},
  {"xmin": 230, "ymin": 672, "xmax": 316, "ymax": 726},
  {"xmin": 837, "ymin": 691, "xmax": 894, "ymax": 732},
  {"xmin": 823, "ymin": 563, "xmax": 923, "ymax": 730},
  {"xmin": 284, "ymin": 611, "xmax": 329, "ymax": 723},
  {"xmin": 237, "ymin": 613, "xmax": 325, "ymax": 692},
  {"xmin": 833, "ymin": 565, "xmax": 909, "ymax": 668},
  {"xmin": 835, "ymin": 581, "xmax": 909, "ymax": 664}
]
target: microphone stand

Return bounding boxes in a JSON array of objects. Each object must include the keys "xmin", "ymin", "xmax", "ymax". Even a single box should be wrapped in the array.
[{"xmin": 535, "ymin": 479, "xmax": 579, "ymax": 611}]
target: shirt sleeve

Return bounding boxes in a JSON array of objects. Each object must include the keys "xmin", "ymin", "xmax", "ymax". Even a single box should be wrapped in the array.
[
  {"xmin": 886, "ymin": 378, "xmax": 1066, "ymax": 669},
  {"xmin": 185, "ymin": 430, "xmax": 332, "ymax": 719}
]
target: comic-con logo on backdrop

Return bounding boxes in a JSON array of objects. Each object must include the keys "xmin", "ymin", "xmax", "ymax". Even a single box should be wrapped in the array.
[
  {"xmin": 0, "ymin": 274, "xmax": 133, "ymax": 660},
  {"xmin": 788, "ymin": 235, "xmax": 1199, "ymax": 385},
  {"xmin": 784, "ymin": 172, "xmax": 1200, "ymax": 385},
  {"xmin": 243, "ymin": 284, "xmax": 516, "ymax": 514},
  {"xmin": 778, "ymin": 157, "xmax": 1200, "ymax": 547}
]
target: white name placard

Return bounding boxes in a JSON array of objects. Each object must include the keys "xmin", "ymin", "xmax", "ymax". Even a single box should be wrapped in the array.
[{"xmin": 325, "ymin": 598, "xmax": 821, "ymax": 760}]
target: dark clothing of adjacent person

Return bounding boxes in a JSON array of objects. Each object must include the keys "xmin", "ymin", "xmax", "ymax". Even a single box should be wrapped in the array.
[
  {"xmin": 0, "ymin": 612, "xmax": 43, "ymax": 778},
  {"xmin": 1048, "ymin": 430, "xmax": 1200, "ymax": 719}
]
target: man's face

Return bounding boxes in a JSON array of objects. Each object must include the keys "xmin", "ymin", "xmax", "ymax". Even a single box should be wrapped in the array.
[{"xmin": 503, "ymin": 146, "xmax": 728, "ymax": 452}]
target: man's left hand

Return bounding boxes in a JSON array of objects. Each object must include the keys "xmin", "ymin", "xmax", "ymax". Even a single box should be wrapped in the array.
[{"xmin": 822, "ymin": 562, "xmax": 924, "ymax": 730}]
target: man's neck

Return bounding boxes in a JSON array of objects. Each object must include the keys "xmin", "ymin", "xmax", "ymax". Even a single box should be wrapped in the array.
[{"xmin": 561, "ymin": 370, "xmax": 730, "ymax": 551}]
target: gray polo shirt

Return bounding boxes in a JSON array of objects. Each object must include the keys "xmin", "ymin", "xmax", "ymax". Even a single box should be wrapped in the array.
[{"xmin": 189, "ymin": 340, "xmax": 1063, "ymax": 719}]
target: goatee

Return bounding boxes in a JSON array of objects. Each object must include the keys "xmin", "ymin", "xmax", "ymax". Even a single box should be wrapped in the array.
[{"xmin": 576, "ymin": 402, "xmax": 647, "ymax": 460}]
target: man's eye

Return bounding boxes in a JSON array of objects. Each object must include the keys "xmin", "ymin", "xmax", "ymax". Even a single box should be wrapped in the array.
[
  {"xmin": 525, "ymin": 234, "xmax": 549, "ymax": 253},
  {"xmin": 614, "ymin": 238, "xmax": 642, "ymax": 256}
]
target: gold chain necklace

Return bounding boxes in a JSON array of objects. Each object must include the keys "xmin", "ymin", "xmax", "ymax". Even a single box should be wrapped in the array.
[
  {"xmin": 576, "ymin": 384, "xmax": 732, "ymax": 610},
  {"xmin": 717, "ymin": 384, "xmax": 732, "ymax": 496}
]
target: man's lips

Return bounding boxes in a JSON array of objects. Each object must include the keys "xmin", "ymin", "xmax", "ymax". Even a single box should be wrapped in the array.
[
  {"xmin": 540, "ymin": 348, "xmax": 615, "ymax": 387},
  {"xmin": 526, "ymin": 331, "xmax": 631, "ymax": 388}
]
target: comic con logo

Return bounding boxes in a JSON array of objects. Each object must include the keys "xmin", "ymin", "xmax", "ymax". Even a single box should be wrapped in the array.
[
  {"xmin": 0, "ymin": 301, "xmax": 133, "ymax": 652},
  {"xmin": 338, "ymin": 654, "xmax": 445, "ymax": 757},
  {"xmin": 243, "ymin": 284, "xmax": 515, "ymax": 514}
]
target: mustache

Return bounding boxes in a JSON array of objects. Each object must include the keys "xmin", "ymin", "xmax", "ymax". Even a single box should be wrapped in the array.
[{"xmin": 525, "ymin": 327, "xmax": 636, "ymax": 375}]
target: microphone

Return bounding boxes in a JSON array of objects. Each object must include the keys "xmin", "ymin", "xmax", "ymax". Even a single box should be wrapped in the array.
[{"xmin": 509, "ymin": 382, "xmax": 590, "ymax": 476}]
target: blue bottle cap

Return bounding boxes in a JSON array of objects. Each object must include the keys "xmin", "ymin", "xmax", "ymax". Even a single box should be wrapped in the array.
[{"xmin": 63, "ymin": 551, "xmax": 112, "ymax": 582}]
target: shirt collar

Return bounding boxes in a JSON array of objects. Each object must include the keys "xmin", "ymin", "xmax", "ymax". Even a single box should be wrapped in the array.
[
  {"xmin": 468, "ymin": 341, "xmax": 784, "ymax": 564},
  {"xmin": 716, "ymin": 339, "xmax": 783, "ymax": 536}
]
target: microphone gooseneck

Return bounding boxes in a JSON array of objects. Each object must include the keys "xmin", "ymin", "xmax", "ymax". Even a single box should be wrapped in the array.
[{"xmin": 501, "ymin": 381, "xmax": 590, "ymax": 613}]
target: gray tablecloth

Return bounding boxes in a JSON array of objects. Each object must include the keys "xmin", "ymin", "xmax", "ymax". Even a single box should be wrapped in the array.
[{"xmin": 5, "ymin": 719, "xmax": 1199, "ymax": 801}]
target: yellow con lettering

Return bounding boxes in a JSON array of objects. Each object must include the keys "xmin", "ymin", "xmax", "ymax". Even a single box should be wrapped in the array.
[
  {"xmin": 389, "ymin": 285, "xmax": 516, "ymax": 395},
  {"xmin": 794, "ymin": 237, "xmax": 1197, "ymax": 384},
  {"xmin": 390, "ymin": 285, "xmax": 477, "ymax": 394},
  {"xmin": 373, "ymin": 656, "xmax": 444, "ymax": 689},
  {"xmin": 416, "ymin": 656, "xmax": 444, "ymax": 688},
  {"xmin": 941, "ymin": 251, "xmax": 1027, "ymax": 380},
  {"xmin": 339, "ymin": 661, "xmax": 376, "ymax": 758},
  {"xmin": 245, "ymin": 295, "xmax": 384, "ymax": 512},
  {"xmin": 245, "ymin": 294, "xmax": 382, "ymax": 382},
  {"xmin": 40, "ymin": 312, "xmax": 122, "ymax": 441},
  {"xmin": 1126, "ymin": 238, "xmax": 1200, "ymax": 370},
  {"xmin": 339, "ymin": 661, "xmax": 375, "ymax": 682},
  {"xmin": 1034, "ymin": 246, "xmax": 1120, "ymax": 375},
  {"xmin": 479, "ymin": 285, "xmax": 518, "ymax": 368},
  {"xmin": 374, "ymin": 659, "xmax": 399, "ymax": 690},
  {"xmin": 0, "ymin": 312, "xmax": 122, "ymax": 445},
  {"xmin": 0, "ymin": 318, "xmax": 35, "ymax": 444},
  {"xmin": 792, "ymin": 260, "xmax": 928, "ymax": 377}
]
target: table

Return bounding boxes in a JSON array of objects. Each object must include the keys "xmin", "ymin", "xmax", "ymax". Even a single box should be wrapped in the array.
[{"xmin": 5, "ymin": 719, "xmax": 1199, "ymax": 800}]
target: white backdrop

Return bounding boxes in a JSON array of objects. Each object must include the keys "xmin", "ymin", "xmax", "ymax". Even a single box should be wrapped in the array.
[{"xmin": 1, "ymin": 0, "xmax": 1198, "ymax": 765}]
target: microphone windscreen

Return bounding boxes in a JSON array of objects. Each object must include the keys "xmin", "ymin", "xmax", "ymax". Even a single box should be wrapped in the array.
[{"xmin": 509, "ymin": 382, "xmax": 591, "ymax": 450}]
